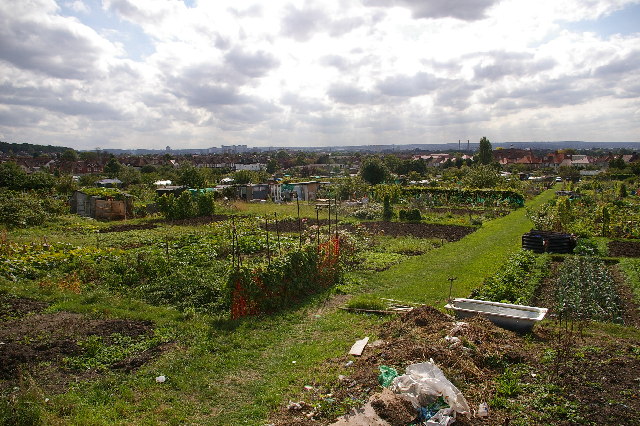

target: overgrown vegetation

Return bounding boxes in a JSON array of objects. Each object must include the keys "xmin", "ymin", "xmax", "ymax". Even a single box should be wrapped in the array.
[{"xmin": 471, "ymin": 250, "xmax": 550, "ymax": 304}]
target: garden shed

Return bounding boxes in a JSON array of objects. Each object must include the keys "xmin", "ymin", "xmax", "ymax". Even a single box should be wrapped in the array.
[{"xmin": 70, "ymin": 189, "xmax": 133, "ymax": 220}]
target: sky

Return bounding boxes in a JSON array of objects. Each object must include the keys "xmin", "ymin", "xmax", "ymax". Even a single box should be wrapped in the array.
[{"xmin": 0, "ymin": 0, "xmax": 639, "ymax": 151}]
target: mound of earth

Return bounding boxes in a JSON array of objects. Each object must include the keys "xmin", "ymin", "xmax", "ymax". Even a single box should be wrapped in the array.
[
  {"xmin": 270, "ymin": 303, "xmax": 640, "ymax": 425},
  {"xmin": 608, "ymin": 240, "xmax": 640, "ymax": 257},
  {"xmin": 0, "ymin": 295, "xmax": 168, "ymax": 392}
]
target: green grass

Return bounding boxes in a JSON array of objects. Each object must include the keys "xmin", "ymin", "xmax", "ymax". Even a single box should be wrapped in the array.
[
  {"xmin": 1, "ymin": 188, "xmax": 560, "ymax": 424},
  {"xmin": 361, "ymin": 187, "xmax": 557, "ymax": 305},
  {"xmin": 222, "ymin": 200, "xmax": 321, "ymax": 219}
]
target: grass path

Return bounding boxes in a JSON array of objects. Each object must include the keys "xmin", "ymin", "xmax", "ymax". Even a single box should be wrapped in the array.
[
  {"xmin": 365, "ymin": 187, "xmax": 557, "ymax": 305},
  {"xmin": 27, "ymin": 189, "xmax": 557, "ymax": 425}
]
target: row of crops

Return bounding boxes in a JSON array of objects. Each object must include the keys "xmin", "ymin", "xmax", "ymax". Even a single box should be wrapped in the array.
[
  {"xmin": 1, "ymin": 217, "xmax": 365, "ymax": 317},
  {"xmin": 475, "ymin": 178, "xmax": 640, "ymax": 323}
]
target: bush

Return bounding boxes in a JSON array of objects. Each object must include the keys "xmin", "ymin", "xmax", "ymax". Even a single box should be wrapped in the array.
[
  {"xmin": 0, "ymin": 190, "xmax": 67, "ymax": 228},
  {"xmin": 399, "ymin": 208, "xmax": 422, "ymax": 221}
]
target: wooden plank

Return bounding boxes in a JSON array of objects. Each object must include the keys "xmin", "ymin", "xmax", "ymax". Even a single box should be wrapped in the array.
[{"xmin": 349, "ymin": 337, "xmax": 369, "ymax": 356}]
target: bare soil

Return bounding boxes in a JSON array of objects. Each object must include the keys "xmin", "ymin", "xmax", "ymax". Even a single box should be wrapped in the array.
[
  {"xmin": 262, "ymin": 220, "xmax": 475, "ymax": 241},
  {"xmin": 98, "ymin": 223, "xmax": 158, "ymax": 233},
  {"xmin": 0, "ymin": 294, "xmax": 167, "ymax": 393},
  {"xmin": 358, "ymin": 222, "xmax": 476, "ymax": 241},
  {"xmin": 608, "ymin": 240, "xmax": 640, "ymax": 257}
]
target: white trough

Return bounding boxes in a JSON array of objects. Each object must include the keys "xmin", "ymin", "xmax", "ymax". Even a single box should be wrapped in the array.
[{"xmin": 444, "ymin": 298, "xmax": 548, "ymax": 332}]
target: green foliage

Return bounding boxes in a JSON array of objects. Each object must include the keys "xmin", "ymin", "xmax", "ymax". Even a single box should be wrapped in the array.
[
  {"xmin": 229, "ymin": 238, "xmax": 342, "ymax": 317},
  {"xmin": 177, "ymin": 165, "xmax": 206, "ymax": 188},
  {"xmin": 358, "ymin": 252, "xmax": 407, "ymax": 271},
  {"xmin": 0, "ymin": 380, "xmax": 43, "ymax": 425},
  {"xmin": 61, "ymin": 149, "xmax": 79, "ymax": 162},
  {"xmin": 359, "ymin": 156, "xmax": 388, "ymax": 185},
  {"xmin": 555, "ymin": 256, "xmax": 621, "ymax": 322},
  {"xmin": 103, "ymin": 157, "xmax": 121, "ymax": 178},
  {"xmin": 398, "ymin": 208, "xmax": 422, "ymax": 221},
  {"xmin": 0, "ymin": 190, "xmax": 67, "ymax": 229},
  {"xmin": 345, "ymin": 294, "xmax": 387, "ymax": 311},
  {"xmin": 197, "ymin": 191, "xmax": 215, "ymax": 216},
  {"xmin": 403, "ymin": 186, "xmax": 524, "ymax": 207},
  {"xmin": 478, "ymin": 136, "xmax": 493, "ymax": 165},
  {"xmin": 156, "ymin": 191, "xmax": 215, "ymax": 220},
  {"xmin": 0, "ymin": 162, "xmax": 56, "ymax": 191},
  {"xmin": 175, "ymin": 191, "xmax": 195, "ymax": 219},
  {"xmin": 472, "ymin": 250, "xmax": 549, "ymax": 304},
  {"xmin": 382, "ymin": 195, "xmax": 393, "ymax": 221},
  {"xmin": 349, "ymin": 203, "xmax": 382, "ymax": 220},
  {"xmin": 64, "ymin": 333, "xmax": 166, "ymax": 371},
  {"xmin": 327, "ymin": 176, "xmax": 369, "ymax": 200},
  {"xmin": 80, "ymin": 187, "xmax": 127, "ymax": 199},
  {"xmin": 462, "ymin": 164, "xmax": 504, "ymax": 189}
]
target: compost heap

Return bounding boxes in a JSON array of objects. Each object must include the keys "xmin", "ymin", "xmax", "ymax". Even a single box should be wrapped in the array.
[{"xmin": 272, "ymin": 306, "xmax": 532, "ymax": 425}]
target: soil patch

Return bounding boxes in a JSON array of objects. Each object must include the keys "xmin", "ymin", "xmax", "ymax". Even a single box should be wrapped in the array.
[
  {"xmin": 609, "ymin": 240, "xmax": 640, "ymax": 257},
  {"xmin": 0, "ymin": 297, "xmax": 167, "ymax": 392},
  {"xmin": 260, "ymin": 220, "xmax": 475, "ymax": 241},
  {"xmin": 98, "ymin": 223, "xmax": 158, "ymax": 233},
  {"xmin": 359, "ymin": 222, "xmax": 476, "ymax": 241},
  {"xmin": 0, "ymin": 294, "xmax": 48, "ymax": 321}
]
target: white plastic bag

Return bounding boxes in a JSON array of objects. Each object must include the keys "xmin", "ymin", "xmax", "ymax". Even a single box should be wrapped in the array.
[{"xmin": 390, "ymin": 361, "xmax": 470, "ymax": 416}]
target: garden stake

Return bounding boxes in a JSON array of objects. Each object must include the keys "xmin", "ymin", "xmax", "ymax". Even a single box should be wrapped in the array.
[
  {"xmin": 335, "ymin": 196, "xmax": 338, "ymax": 239},
  {"xmin": 328, "ymin": 200, "xmax": 331, "ymax": 240},
  {"xmin": 316, "ymin": 208, "xmax": 320, "ymax": 244},
  {"xmin": 296, "ymin": 194, "xmax": 302, "ymax": 249},
  {"xmin": 447, "ymin": 276, "xmax": 457, "ymax": 302},
  {"xmin": 274, "ymin": 212, "xmax": 281, "ymax": 255},
  {"xmin": 266, "ymin": 216, "xmax": 271, "ymax": 266}
]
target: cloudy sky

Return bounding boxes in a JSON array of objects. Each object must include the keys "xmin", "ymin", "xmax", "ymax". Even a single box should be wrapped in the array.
[{"xmin": 0, "ymin": 0, "xmax": 639, "ymax": 150}]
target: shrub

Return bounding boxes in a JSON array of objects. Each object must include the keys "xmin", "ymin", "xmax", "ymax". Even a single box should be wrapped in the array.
[
  {"xmin": 0, "ymin": 190, "xmax": 67, "ymax": 228},
  {"xmin": 399, "ymin": 208, "xmax": 422, "ymax": 221}
]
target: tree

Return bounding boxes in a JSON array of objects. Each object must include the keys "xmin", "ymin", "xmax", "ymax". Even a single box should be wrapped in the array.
[
  {"xmin": 177, "ymin": 165, "xmax": 206, "ymax": 188},
  {"xmin": 462, "ymin": 164, "xmax": 503, "ymax": 188},
  {"xmin": 359, "ymin": 156, "xmax": 388, "ymax": 185},
  {"xmin": 266, "ymin": 159, "xmax": 278, "ymax": 174},
  {"xmin": 104, "ymin": 157, "xmax": 122, "ymax": 178},
  {"xmin": 61, "ymin": 149, "xmax": 78, "ymax": 162},
  {"xmin": 557, "ymin": 165, "xmax": 580, "ymax": 182},
  {"xmin": 0, "ymin": 161, "xmax": 27, "ymax": 189},
  {"xmin": 478, "ymin": 137, "xmax": 493, "ymax": 165}
]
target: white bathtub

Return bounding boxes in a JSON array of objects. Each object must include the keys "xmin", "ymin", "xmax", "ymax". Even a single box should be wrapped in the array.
[{"xmin": 444, "ymin": 298, "xmax": 548, "ymax": 332}]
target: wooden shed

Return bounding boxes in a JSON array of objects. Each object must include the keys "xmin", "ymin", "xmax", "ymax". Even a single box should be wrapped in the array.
[{"xmin": 70, "ymin": 190, "xmax": 133, "ymax": 221}]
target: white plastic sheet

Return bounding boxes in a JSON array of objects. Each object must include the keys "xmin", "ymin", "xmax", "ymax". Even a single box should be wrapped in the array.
[{"xmin": 390, "ymin": 361, "xmax": 470, "ymax": 416}]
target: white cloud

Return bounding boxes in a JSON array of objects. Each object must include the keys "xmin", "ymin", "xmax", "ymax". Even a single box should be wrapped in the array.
[{"xmin": 0, "ymin": 0, "xmax": 638, "ymax": 149}]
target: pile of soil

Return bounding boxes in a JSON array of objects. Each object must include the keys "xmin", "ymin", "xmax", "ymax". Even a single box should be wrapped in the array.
[
  {"xmin": 271, "ymin": 306, "xmax": 530, "ymax": 425},
  {"xmin": 270, "ymin": 300, "xmax": 640, "ymax": 425},
  {"xmin": 98, "ymin": 223, "xmax": 158, "ymax": 233},
  {"xmin": 608, "ymin": 240, "xmax": 640, "ymax": 257},
  {"xmin": 0, "ymin": 295, "xmax": 167, "ymax": 392},
  {"xmin": 359, "ymin": 222, "xmax": 476, "ymax": 241}
]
